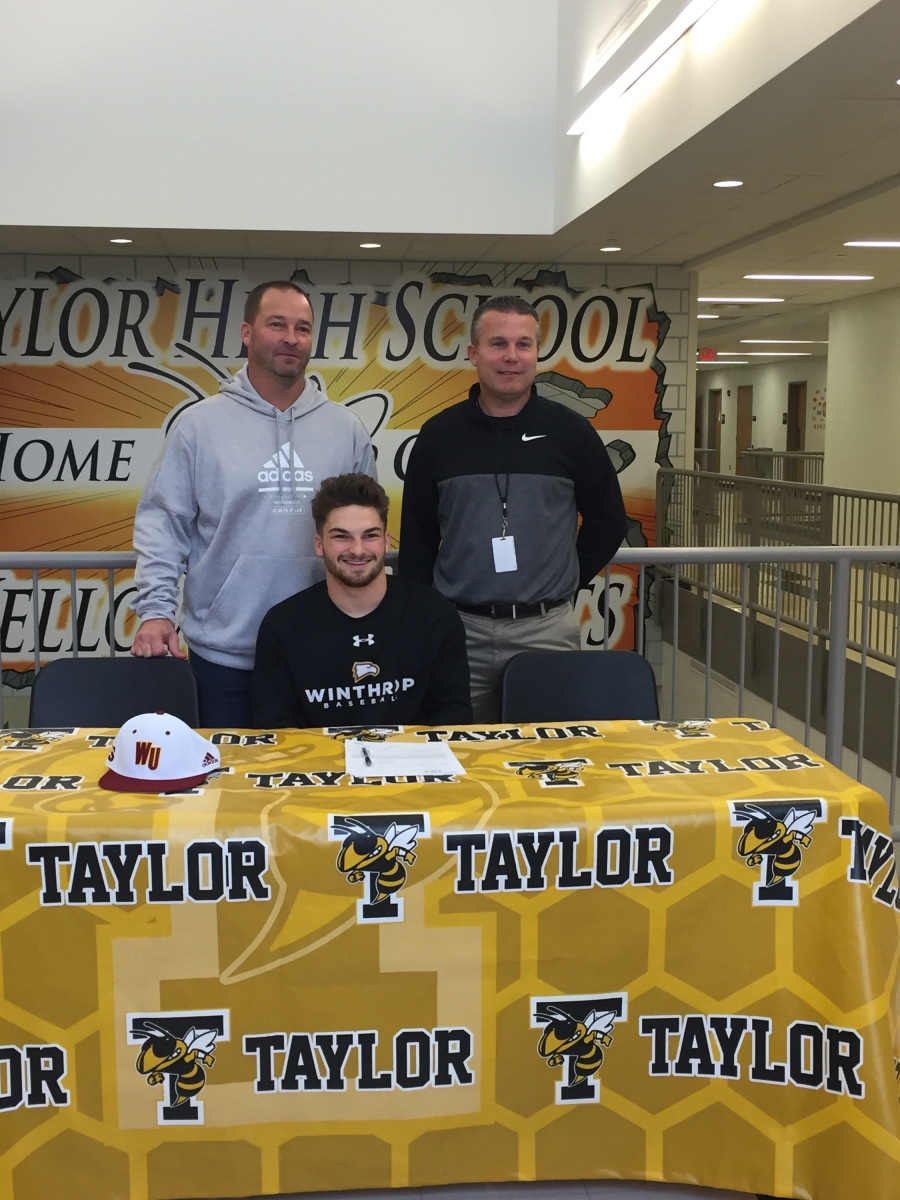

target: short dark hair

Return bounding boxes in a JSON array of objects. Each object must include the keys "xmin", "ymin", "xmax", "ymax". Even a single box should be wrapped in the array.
[
  {"xmin": 244, "ymin": 280, "xmax": 312, "ymax": 324},
  {"xmin": 470, "ymin": 294, "xmax": 541, "ymax": 346},
  {"xmin": 311, "ymin": 474, "xmax": 389, "ymax": 532}
]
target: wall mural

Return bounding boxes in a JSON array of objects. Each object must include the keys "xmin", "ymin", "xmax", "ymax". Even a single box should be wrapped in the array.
[{"xmin": 0, "ymin": 265, "xmax": 672, "ymax": 696}]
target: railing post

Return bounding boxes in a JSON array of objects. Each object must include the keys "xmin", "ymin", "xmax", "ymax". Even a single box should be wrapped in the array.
[
  {"xmin": 697, "ymin": 476, "xmax": 708, "ymax": 548},
  {"xmin": 819, "ymin": 489, "xmax": 835, "ymax": 547},
  {"xmin": 825, "ymin": 555, "xmax": 851, "ymax": 767},
  {"xmin": 656, "ymin": 470, "xmax": 666, "ymax": 544}
]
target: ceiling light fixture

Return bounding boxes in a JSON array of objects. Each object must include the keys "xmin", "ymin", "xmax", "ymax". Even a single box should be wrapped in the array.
[
  {"xmin": 697, "ymin": 359, "xmax": 747, "ymax": 365},
  {"xmin": 600, "ymin": 246, "xmax": 622, "ymax": 252},
  {"xmin": 744, "ymin": 273, "xmax": 873, "ymax": 281},
  {"xmin": 568, "ymin": 0, "xmax": 720, "ymax": 135},
  {"xmin": 697, "ymin": 314, "xmax": 720, "ymax": 319},
  {"xmin": 743, "ymin": 352, "xmax": 812, "ymax": 357},
  {"xmin": 109, "ymin": 238, "xmax": 132, "ymax": 244},
  {"xmin": 698, "ymin": 296, "xmax": 785, "ymax": 304},
  {"xmin": 740, "ymin": 339, "xmax": 827, "ymax": 344},
  {"xmin": 844, "ymin": 240, "xmax": 900, "ymax": 248},
  {"xmin": 714, "ymin": 180, "xmax": 743, "ymax": 188},
  {"xmin": 359, "ymin": 242, "xmax": 381, "ymax": 249}
]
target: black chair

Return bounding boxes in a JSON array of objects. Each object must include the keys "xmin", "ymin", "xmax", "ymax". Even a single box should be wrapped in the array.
[
  {"xmin": 29, "ymin": 657, "xmax": 200, "ymax": 728},
  {"xmin": 500, "ymin": 650, "xmax": 660, "ymax": 723}
]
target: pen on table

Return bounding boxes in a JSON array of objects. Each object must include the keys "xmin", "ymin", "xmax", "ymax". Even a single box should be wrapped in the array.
[{"xmin": 361, "ymin": 745, "xmax": 372, "ymax": 768}]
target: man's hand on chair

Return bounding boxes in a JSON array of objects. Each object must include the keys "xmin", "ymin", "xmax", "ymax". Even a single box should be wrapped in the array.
[{"xmin": 131, "ymin": 618, "xmax": 187, "ymax": 659}]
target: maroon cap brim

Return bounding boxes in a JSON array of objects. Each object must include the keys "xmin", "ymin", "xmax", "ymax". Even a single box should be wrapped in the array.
[{"xmin": 98, "ymin": 768, "xmax": 212, "ymax": 794}]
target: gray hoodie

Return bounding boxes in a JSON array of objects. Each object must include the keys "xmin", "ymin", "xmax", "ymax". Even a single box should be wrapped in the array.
[{"xmin": 132, "ymin": 368, "xmax": 376, "ymax": 670}]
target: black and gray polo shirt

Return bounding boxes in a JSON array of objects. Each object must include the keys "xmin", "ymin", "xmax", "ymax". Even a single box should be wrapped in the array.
[{"xmin": 398, "ymin": 385, "xmax": 627, "ymax": 606}]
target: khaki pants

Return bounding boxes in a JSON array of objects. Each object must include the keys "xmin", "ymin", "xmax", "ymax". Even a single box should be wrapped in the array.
[{"xmin": 460, "ymin": 602, "xmax": 582, "ymax": 723}]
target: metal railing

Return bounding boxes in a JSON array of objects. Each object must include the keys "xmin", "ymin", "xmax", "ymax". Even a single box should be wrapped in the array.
[
  {"xmin": 694, "ymin": 448, "xmax": 718, "ymax": 472},
  {"xmin": 658, "ymin": 469, "xmax": 900, "ymax": 667},
  {"xmin": 2, "ymin": 546, "xmax": 899, "ymax": 824},
  {"xmin": 661, "ymin": 469, "xmax": 900, "ymax": 550},
  {"xmin": 694, "ymin": 451, "xmax": 825, "ymax": 482},
  {"xmin": 598, "ymin": 546, "xmax": 900, "ymax": 826},
  {"xmin": 0, "ymin": 552, "xmax": 136, "ymax": 722},
  {"xmin": 738, "ymin": 450, "xmax": 824, "ymax": 483}
]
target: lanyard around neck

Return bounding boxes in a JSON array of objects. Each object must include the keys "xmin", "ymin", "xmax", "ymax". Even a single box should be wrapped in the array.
[{"xmin": 493, "ymin": 426, "xmax": 513, "ymax": 535}]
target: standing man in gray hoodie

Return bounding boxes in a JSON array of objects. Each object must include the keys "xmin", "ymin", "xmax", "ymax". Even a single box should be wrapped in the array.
[{"xmin": 130, "ymin": 280, "xmax": 376, "ymax": 727}]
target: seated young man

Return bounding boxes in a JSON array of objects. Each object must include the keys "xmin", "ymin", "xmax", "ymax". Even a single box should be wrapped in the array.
[{"xmin": 252, "ymin": 473, "xmax": 473, "ymax": 728}]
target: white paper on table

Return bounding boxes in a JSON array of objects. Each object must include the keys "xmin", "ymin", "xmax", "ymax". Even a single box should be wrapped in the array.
[{"xmin": 344, "ymin": 739, "xmax": 465, "ymax": 778}]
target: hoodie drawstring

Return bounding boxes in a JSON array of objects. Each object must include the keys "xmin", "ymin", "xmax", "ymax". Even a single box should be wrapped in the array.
[
  {"xmin": 217, "ymin": 367, "xmax": 323, "ymax": 507},
  {"xmin": 273, "ymin": 401, "xmax": 301, "ymax": 505},
  {"xmin": 275, "ymin": 411, "xmax": 285, "ymax": 504},
  {"xmin": 289, "ymin": 404, "xmax": 297, "ymax": 502}
]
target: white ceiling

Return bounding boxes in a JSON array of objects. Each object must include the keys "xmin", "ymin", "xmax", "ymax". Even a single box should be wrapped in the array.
[
  {"xmin": 559, "ymin": 0, "xmax": 900, "ymax": 258},
  {"xmin": 576, "ymin": 0, "xmax": 900, "ymax": 358},
  {"xmin": 0, "ymin": 0, "xmax": 559, "ymax": 235},
  {"xmin": 2, "ymin": 0, "xmax": 899, "ymax": 365}
]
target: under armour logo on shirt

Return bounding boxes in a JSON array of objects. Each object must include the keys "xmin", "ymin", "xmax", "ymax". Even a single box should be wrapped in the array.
[{"xmin": 353, "ymin": 634, "xmax": 375, "ymax": 647}]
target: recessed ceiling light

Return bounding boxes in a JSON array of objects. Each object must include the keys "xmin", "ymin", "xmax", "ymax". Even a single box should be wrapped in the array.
[
  {"xmin": 844, "ymin": 240, "xmax": 900, "ymax": 248},
  {"xmin": 714, "ymin": 180, "xmax": 743, "ymax": 188},
  {"xmin": 600, "ymin": 246, "xmax": 621, "ymax": 252},
  {"xmin": 359, "ymin": 242, "xmax": 381, "ymax": 249},
  {"xmin": 744, "ymin": 273, "xmax": 873, "ymax": 281},
  {"xmin": 740, "ymin": 339, "xmax": 828, "ymax": 344},
  {"xmin": 697, "ymin": 359, "xmax": 747, "ymax": 365},
  {"xmin": 698, "ymin": 297, "xmax": 785, "ymax": 304},
  {"xmin": 697, "ymin": 314, "xmax": 720, "ymax": 319},
  {"xmin": 109, "ymin": 238, "xmax": 132, "ymax": 244},
  {"xmin": 743, "ymin": 352, "xmax": 812, "ymax": 357}
]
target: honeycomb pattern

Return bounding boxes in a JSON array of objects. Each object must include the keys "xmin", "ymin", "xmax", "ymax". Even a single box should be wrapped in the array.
[{"xmin": 0, "ymin": 719, "xmax": 897, "ymax": 1200}]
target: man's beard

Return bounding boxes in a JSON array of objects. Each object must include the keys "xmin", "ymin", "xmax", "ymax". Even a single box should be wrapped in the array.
[
  {"xmin": 269, "ymin": 358, "xmax": 306, "ymax": 379},
  {"xmin": 256, "ymin": 346, "xmax": 308, "ymax": 379},
  {"xmin": 325, "ymin": 554, "xmax": 384, "ymax": 589}
]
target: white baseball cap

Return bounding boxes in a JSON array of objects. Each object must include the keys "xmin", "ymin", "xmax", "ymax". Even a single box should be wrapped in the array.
[{"xmin": 99, "ymin": 712, "xmax": 220, "ymax": 793}]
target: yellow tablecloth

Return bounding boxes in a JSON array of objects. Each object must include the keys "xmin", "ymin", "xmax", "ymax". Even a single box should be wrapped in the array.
[{"xmin": 0, "ymin": 717, "xmax": 898, "ymax": 1200}]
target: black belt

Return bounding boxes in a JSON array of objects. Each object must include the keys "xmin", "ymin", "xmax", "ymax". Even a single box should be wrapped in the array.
[{"xmin": 455, "ymin": 598, "xmax": 570, "ymax": 620}]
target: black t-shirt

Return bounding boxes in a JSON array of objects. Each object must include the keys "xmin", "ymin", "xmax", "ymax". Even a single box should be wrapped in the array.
[{"xmin": 252, "ymin": 576, "xmax": 473, "ymax": 728}]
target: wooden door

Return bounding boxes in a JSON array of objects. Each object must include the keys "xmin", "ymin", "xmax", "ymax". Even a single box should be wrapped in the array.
[
  {"xmin": 707, "ymin": 389, "xmax": 722, "ymax": 472},
  {"xmin": 735, "ymin": 385, "xmax": 753, "ymax": 475},
  {"xmin": 787, "ymin": 382, "xmax": 806, "ymax": 451},
  {"xmin": 786, "ymin": 381, "xmax": 807, "ymax": 481}
]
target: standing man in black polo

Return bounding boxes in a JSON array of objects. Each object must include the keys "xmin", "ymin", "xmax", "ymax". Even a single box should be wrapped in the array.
[{"xmin": 398, "ymin": 294, "xmax": 627, "ymax": 722}]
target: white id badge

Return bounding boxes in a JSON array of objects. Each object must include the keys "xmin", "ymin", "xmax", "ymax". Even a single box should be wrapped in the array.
[{"xmin": 492, "ymin": 536, "xmax": 518, "ymax": 572}]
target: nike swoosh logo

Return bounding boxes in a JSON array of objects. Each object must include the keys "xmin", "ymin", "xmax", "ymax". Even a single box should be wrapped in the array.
[{"xmin": 521, "ymin": 434, "xmax": 546, "ymax": 441}]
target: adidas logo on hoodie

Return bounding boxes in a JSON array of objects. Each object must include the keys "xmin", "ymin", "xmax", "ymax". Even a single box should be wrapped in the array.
[{"xmin": 258, "ymin": 444, "xmax": 315, "ymax": 492}]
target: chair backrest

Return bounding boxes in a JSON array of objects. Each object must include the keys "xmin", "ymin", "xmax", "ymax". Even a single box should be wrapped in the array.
[
  {"xmin": 501, "ymin": 650, "xmax": 660, "ymax": 723},
  {"xmin": 29, "ymin": 657, "xmax": 200, "ymax": 728}
]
